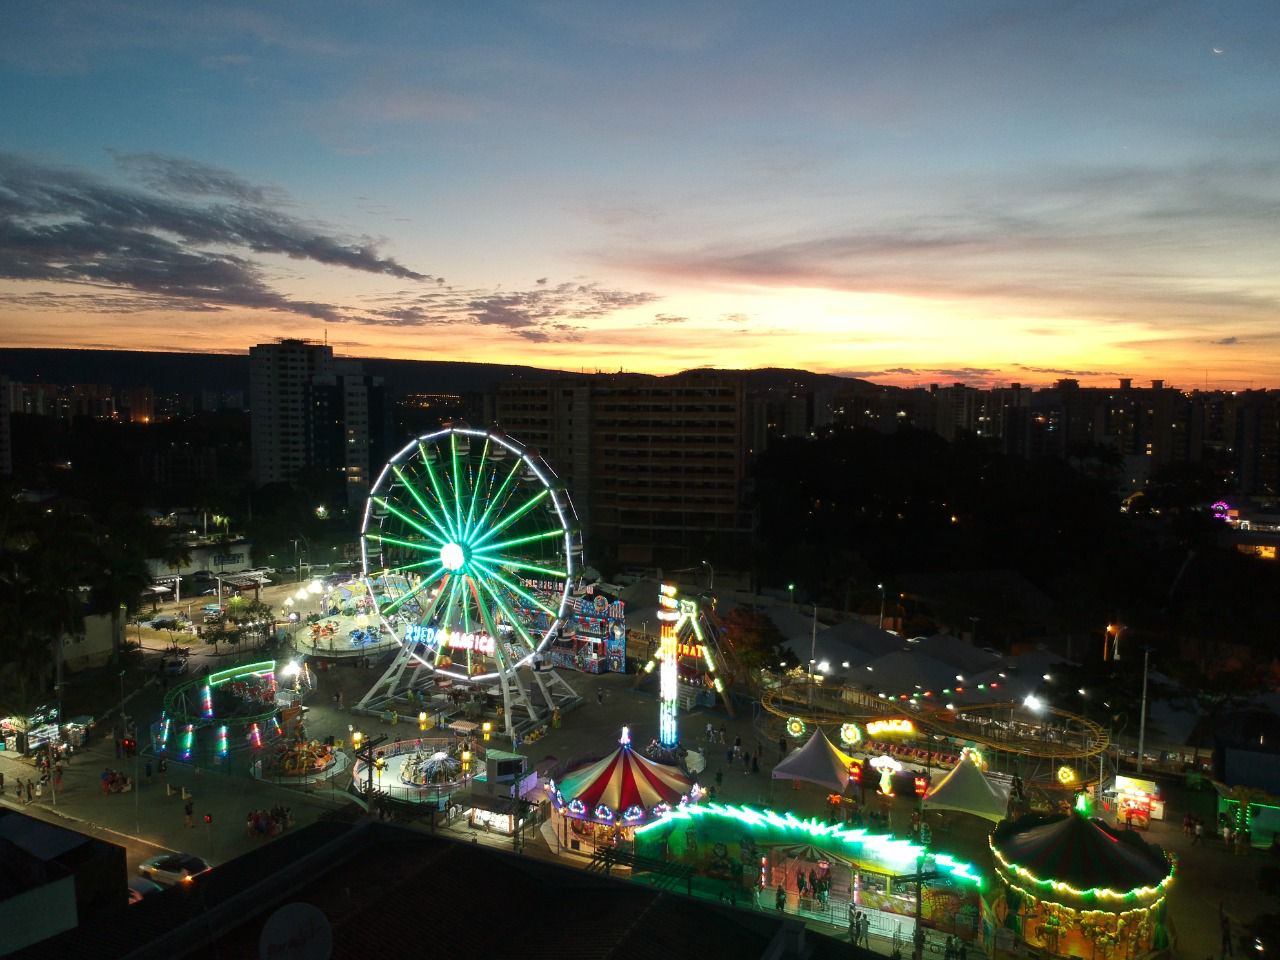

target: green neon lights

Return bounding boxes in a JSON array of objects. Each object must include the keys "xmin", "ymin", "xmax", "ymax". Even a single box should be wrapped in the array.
[
  {"xmin": 989, "ymin": 838, "xmax": 1173, "ymax": 902},
  {"xmin": 367, "ymin": 429, "xmax": 573, "ymax": 681},
  {"xmin": 637, "ymin": 803, "xmax": 983, "ymax": 887},
  {"xmin": 208, "ymin": 660, "xmax": 275, "ymax": 687}
]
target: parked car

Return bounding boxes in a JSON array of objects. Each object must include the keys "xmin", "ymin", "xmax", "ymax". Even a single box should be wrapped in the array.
[
  {"xmin": 152, "ymin": 616, "xmax": 178, "ymax": 631},
  {"xmin": 161, "ymin": 656, "xmax": 189, "ymax": 676},
  {"xmin": 128, "ymin": 877, "xmax": 165, "ymax": 903},
  {"xmin": 138, "ymin": 853, "xmax": 211, "ymax": 887},
  {"xmin": 191, "ymin": 570, "xmax": 215, "ymax": 582}
]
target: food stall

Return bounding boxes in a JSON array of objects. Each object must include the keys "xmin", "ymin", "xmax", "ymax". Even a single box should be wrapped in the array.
[{"xmin": 1112, "ymin": 775, "xmax": 1165, "ymax": 829}]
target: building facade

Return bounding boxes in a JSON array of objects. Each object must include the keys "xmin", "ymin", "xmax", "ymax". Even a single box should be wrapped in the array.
[{"xmin": 495, "ymin": 375, "xmax": 752, "ymax": 568}]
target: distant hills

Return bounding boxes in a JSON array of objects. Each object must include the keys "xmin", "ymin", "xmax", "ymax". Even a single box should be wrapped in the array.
[
  {"xmin": 0, "ymin": 348, "xmax": 571, "ymax": 396},
  {"xmin": 0, "ymin": 348, "xmax": 892, "ymax": 396}
]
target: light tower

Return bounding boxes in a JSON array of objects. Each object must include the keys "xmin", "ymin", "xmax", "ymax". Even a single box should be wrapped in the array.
[{"xmin": 657, "ymin": 582, "xmax": 680, "ymax": 749}]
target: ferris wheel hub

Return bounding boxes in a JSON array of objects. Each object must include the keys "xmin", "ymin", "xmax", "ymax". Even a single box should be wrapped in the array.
[{"xmin": 439, "ymin": 541, "xmax": 466, "ymax": 572}]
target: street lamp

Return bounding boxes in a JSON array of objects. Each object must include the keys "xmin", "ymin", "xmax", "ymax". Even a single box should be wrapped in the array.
[
  {"xmin": 788, "ymin": 583, "xmax": 795, "ymax": 610},
  {"xmin": 877, "ymin": 583, "xmax": 886, "ymax": 631},
  {"xmin": 1023, "ymin": 694, "xmax": 1044, "ymax": 712},
  {"xmin": 1137, "ymin": 646, "xmax": 1152, "ymax": 773},
  {"xmin": 700, "ymin": 560, "xmax": 715, "ymax": 592}
]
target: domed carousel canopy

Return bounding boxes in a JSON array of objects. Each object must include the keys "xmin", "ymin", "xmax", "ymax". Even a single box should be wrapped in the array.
[
  {"xmin": 990, "ymin": 813, "xmax": 1173, "ymax": 906},
  {"xmin": 552, "ymin": 728, "xmax": 693, "ymax": 825}
]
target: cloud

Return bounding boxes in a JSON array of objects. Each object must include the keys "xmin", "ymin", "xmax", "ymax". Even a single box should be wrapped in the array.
[
  {"xmin": 603, "ymin": 158, "xmax": 1280, "ymax": 331},
  {"xmin": 1211, "ymin": 336, "xmax": 1240, "ymax": 346},
  {"xmin": 0, "ymin": 152, "xmax": 427, "ymax": 320},
  {"xmin": 356, "ymin": 280, "xmax": 660, "ymax": 342},
  {"xmin": 112, "ymin": 152, "xmax": 285, "ymax": 205},
  {"xmin": 1015, "ymin": 364, "xmax": 1126, "ymax": 377},
  {"xmin": 652, "ymin": 313, "xmax": 688, "ymax": 324},
  {"xmin": 882, "ymin": 367, "xmax": 918, "ymax": 375}
]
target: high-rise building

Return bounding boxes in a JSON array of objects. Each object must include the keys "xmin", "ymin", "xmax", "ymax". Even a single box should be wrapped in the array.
[
  {"xmin": 249, "ymin": 340, "xmax": 389, "ymax": 507},
  {"xmin": 309, "ymin": 366, "xmax": 391, "ymax": 508},
  {"xmin": 495, "ymin": 374, "xmax": 750, "ymax": 568},
  {"xmin": 249, "ymin": 339, "xmax": 334, "ymax": 487}
]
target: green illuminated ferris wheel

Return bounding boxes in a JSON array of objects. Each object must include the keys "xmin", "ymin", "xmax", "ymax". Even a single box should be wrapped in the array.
[{"xmin": 360, "ymin": 428, "xmax": 581, "ymax": 712}]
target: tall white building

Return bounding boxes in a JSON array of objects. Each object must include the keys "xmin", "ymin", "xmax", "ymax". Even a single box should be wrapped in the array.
[{"xmin": 248, "ymin": 339, "xmax": 334, "ymax": 486}]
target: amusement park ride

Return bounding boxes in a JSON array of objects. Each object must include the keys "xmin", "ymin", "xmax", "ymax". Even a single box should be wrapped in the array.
[{"xmin": 355, "ymin": 427, "xmax": 584, "ymax": 738}]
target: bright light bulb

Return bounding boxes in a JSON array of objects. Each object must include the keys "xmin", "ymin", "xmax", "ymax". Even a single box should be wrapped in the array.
[{"xmin": 440, "ymin": 542, "xmax": 465, "ymax": 572}]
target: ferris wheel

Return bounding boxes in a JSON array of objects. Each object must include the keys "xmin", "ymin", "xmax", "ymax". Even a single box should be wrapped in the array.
[{"xmin": 357, "ymin": 427, "xmax": 582, "ymax": 732}]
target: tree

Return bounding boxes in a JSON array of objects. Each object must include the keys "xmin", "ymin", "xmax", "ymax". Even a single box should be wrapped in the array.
[{"xmin": 718, "ymin": 607, "xmax": 793, "ymax": 675}]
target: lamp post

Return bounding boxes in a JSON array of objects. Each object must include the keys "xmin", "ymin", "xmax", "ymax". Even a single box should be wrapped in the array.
[
  {"xmin": 701, "ymin": 560, "xmax": 715, "ymax": 593},
  {"xmin": 1136, "ymin": 647, "xmax": 1151, "ymax": 773},
  {"xmin": 788, "ymin": 583, "xmax": 795, "ymax": 611},
  {"xmin": 877, "ymin": 583, "xmax": 886, "ymax": 631}
]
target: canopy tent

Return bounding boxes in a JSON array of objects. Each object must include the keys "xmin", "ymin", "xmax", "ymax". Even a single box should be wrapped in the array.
[
  {"xmin": 924, "ymin": 753, "xmax": 1011, "ymax": 822},
  {"xmin": 551, "ymin": 731, "xmax": 692, "ymax": 825},
  {"xmin": 772, "ymin": 728, "xmax": 857, "ymax": 792},
  {"xmin": 992, "ymin": 813, "xmax": 1172, "ymax": 898}
]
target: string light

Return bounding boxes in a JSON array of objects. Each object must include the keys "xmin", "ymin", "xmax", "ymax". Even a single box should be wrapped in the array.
[
  {"xmin": 990, "ymin": 839, "xmax": 1174, "ymax": 902},
  {"xmin": 636, "ymin": 802, "xmax": 983, "ymax": 886}
]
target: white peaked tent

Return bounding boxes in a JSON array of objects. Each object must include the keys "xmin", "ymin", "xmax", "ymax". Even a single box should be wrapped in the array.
[
  {"xmin": 772, "ymin": 728, "xmax": 856, "ymax": 792},
  {"xmin": 924, "ymin": 754, "xmax": 1011, "ymax": 822}
]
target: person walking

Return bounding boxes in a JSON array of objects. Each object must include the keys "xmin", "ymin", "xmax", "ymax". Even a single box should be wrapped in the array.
[
  {"xmin": 596, "ymin": 689, "xmax": 605, "ymax": 706},
  {"xmin": 775, "ymin": 885, "xmax": 787, "ymax": 912},
  {"xmin": 1194, "ymin": 819, "xmax": 1204, "ymax": 844},
  {"xmin": 25, "ymin": 779, "xmax": 33, "ymax": 803},
  {"xmin": 144, "ymin": 760, "xmax": 153, "ymax": 784},
  {"xmin": 184, "ymin": 798, "xmax": 194, "ymax": 828},
  {"xmin": 751, "ymin": 754, "xmax": 760, "ymax": 775},
  {"xmin": 860, "ymin": 913, "xmax": 871, "ymax": 948},
  {"xmin": 743, "ymin": 752, "xmax": 751, "ymax": 775}
]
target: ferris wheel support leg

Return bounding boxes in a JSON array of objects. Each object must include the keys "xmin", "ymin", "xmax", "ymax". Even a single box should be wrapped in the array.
[{"xmin": 355, "ymin": 644, "xmax": 417, "ymax": 714}]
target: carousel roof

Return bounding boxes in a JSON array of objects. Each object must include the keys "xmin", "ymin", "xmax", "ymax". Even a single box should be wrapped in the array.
[
  {"xmin": 991, "ymin": 813, "xmax": 1173, "ymax": 900},
  {"xmin": 556, "ymin": 738, "xmax": 692, "ymax": 816},
  {"xmin": 924, "ymin": 752, "xmax": 1010, "ymax": 822}
]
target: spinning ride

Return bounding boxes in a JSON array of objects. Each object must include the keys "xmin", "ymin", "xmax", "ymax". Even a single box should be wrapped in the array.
[
  {"xmin": 356, "ymin": 427, "xmax": 581, "ymax": 737},
  {"xmin": 154, "ymin": 661, "xmax": 290, "ymax": 764},
  {"xmin": 549, "ymin": 727, "xmax": 694, "ymax": 841}
]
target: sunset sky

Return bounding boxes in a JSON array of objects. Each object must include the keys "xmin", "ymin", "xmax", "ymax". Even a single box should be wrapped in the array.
[{"xmin": 2, "ymin": 2, "xmax": 1278, "ymax": 388}]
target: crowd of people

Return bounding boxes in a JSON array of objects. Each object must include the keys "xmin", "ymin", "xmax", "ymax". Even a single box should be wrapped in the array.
[
  {"xmin": 99, "ymin": 767, "xmax": 132, "ymax": 793},
  {"xmin": 246, "ymin": 806, "xmax": 294, "ymax": 838}
]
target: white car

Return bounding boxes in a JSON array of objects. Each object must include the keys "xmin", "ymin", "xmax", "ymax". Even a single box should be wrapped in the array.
[{"xmin": 138, "ymin": 853, "xmax": 211, "ymax": 887}]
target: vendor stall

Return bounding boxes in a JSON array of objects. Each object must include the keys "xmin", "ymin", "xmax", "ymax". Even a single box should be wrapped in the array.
[
  {"xmin": 634, "ymin": 802, "xmax": 984, "ymax": 939},
  {"xmin": 1112, "ymin": 775, "xmax": 1164, "ymax": 829},
  {"xmin": 986, "ymin": 802, "xmax": 1174, "ymax": 960}
]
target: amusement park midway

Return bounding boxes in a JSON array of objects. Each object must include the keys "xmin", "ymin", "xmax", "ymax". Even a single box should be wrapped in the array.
[
  {"xmin": 0, "ymin": 428, "xmax": 1268, "ymax": 959},
  {"xmin": 1, "ymin": 606, "xmax": 1267, "ymax": 960}
]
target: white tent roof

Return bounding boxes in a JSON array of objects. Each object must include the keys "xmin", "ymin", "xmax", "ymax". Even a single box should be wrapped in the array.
[
  {"xmin": 924, "ymin": 754, "xmax": 1010, "ymax": 822},
  {"xmin": 772, "ymin": 728, "xmax": 856, "ymax": 792}
]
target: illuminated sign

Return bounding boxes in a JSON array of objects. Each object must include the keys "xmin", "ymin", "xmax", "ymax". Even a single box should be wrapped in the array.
[
  {"xmin": 866, "ymin": 718, "xmax": 915, "ymax": 737},
  {"xmin": 404, "ymin": 624, "xmax": 495, "ymax": 656},
  {"xmin": 677, "ymin": 641, "xmax": 703, "ymax": 660},
  {"xmin": 839, "ymin": 723, "xmax": 863, "ymax": 746},
  {"xmin": 869, "ymin": 755, "xmax": 901, "ymax": 796}
]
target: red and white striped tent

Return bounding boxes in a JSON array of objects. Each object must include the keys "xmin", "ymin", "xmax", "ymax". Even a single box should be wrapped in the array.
[{"xmin": 550, "ymin": 728, "xmax": 693, "ymax": 826}]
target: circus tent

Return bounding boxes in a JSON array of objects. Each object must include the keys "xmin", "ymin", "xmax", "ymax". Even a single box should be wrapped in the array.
[
  {"xmin": 772, "ymin": 728, "xmax": 857, "ymax": 792},
  {"xmin": 924, "ymin": 751, "xmax": 1011, "ymax": 822},
  {"xmin": 550, "ymin": 728, "xmax": 693, "ymax": 826}
]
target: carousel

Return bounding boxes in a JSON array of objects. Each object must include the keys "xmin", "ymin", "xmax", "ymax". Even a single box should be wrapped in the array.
[
  {"xmin": 986, "ymin": 799, "xmax": 1175, "ymax": 960},
  {"xmin": 548, "ymin": 727, "xmax": 694, "ymax": 851},
  {"xmin": 351, "ymin": 735, "xmax": 477, "ymax": 804}
]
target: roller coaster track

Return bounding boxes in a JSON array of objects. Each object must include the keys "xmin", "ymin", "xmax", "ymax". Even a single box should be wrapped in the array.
[{"xmin": 760, "ymin": 682, "xmax": 1108, "ymax": 761}]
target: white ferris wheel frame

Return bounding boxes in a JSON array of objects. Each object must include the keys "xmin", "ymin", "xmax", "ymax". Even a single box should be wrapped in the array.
[{"xmin": 360, "ymin": 426, "xmax": 578, "ymax": 683}]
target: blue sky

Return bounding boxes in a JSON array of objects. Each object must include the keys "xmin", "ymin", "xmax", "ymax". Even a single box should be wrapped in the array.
[{"xmin": 1, "ymin": 1, "xmax": 1278, "ymax": 386}]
